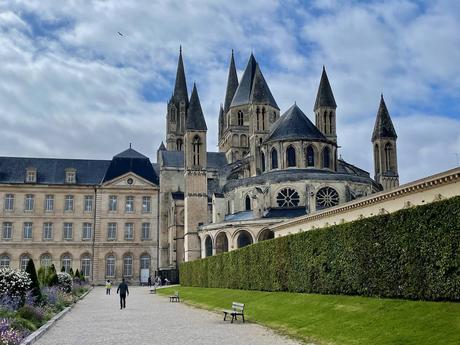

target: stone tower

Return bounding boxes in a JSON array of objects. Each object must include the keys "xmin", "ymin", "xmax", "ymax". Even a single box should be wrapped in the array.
[
  {"xmin": 314, "ymin": 66, "xmax": 337, "ymax": 143},
  {"xmin": 372, "ymin": 94, "xmax": 399, "ymax": 190},
  {"xmin": 166, "ymin": 47, "xmax": 189, "ymax": 151},
  {"xmin": 184, "ymin": 83, "xmax": 208, "ymax": 261}
]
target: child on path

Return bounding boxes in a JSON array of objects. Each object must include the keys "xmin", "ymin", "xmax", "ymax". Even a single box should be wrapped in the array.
[{"xmin": 105, "ymin": 280, "xmax": 112, "ymax": 295}]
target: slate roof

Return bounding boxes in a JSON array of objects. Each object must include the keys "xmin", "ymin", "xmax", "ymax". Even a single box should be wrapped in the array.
[
  {"xmin": 160, "ymin": 150, "xmax": 227, "ymax": 170},
  {"xmin": 264, "ymin": 104, "xmax": 326, "ymax": 143},
  {"xmin": 263, "ymin": 207, "xmax": 306, "ymax": 219},
  {"xmin": 185, "ymin": 84, "xmax": 207, "ymax": 131},
  {"xmin": 223, "ymin": 50, "xmax": 239, "ymax": 114},
  {"xmin": 171, "ymin": 191, "xmax": 184, "ymax": 200},
  {"xmin": 314, "ymin": 66, "xmax": 337, "ymax": 110},
  {"xmin": 230, "ymin": 54, "xmax": 278, "ymax": 109},
  {"xmin": 224, "ymin": 210, "xmax": 255, "ymax": 222},
  {"xmin": 158, "ymin": 142, "xmax": 166, "ymax": 151},
  {"xmin": 372, "ymin": 95, "xmax": 397, "ymax": 141},
  {"xmin": 172, "ymin": 47, "xmax": 188, "ymax": 106},
  {"xmin": 103, "ymin": 148, "xmax": 158, "ymax": 184},
  {"xmin": 0, "ymin": 157, "xmax": 110, "ymax": 185}
]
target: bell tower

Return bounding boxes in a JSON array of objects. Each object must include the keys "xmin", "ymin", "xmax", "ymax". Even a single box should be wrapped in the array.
[
  {"xmin": 166, "ymin": 47, "xmax": 189, "ymax": 151},
  {"xmin": 372, "ymin": 94, "xmax": 399, "ymax": 190},
  {"xmin": 184, "ymin": 84, "xmax": 208, "ymax": 261},
  {"xmin": 314, "ymin": 66, "xmax": 337, "ymax": 143}
]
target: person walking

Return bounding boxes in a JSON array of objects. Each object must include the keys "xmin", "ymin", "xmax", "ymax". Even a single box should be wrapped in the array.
[
  {"xmin": 148, "ymin": 276, "xmax": 152, "ymax": 288},
  {"xmin": 116, "ymin": 278, "xmax": 129, "ymax": 309},
  {"xmin": 105, "ymin": 280, "xmax": 112, "ymax": 295}
]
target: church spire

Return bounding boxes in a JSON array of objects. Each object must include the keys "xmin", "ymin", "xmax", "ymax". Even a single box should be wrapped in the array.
[
  {"xmin": 224, "ymin": 50, "xmax": 239, "ymax": 114},
  {"xmin": 173, "ymin": 46, "xmax": 188, "ymax": 105},
  {"xmin": 314, "ymin": 66, "xmax": 337, "ymax": 111},
  {"xmin": 372, "ymin": 94, "xmax": 397, "ymax": 141},
  {"xmin": 218, "ymin": 104, "xmax": 224, "ymax": 141},
  {"xmin": 186, "ymin": 84, "xmax": 207, "ymax": 131}
]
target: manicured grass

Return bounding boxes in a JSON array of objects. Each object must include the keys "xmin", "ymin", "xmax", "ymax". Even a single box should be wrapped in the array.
[{"xmin": 158, "ymin": 286, "xmax": 460, "ymax": 345}]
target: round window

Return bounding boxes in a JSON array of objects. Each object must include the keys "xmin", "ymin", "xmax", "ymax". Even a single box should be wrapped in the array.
[
  {"xmin": 316, "ymin": 187, "xmax": 339, "ymax": 210},
  {"xmin": 276, "ymin": 188, "xmax": 300, "ymax": 208},
  {"xmin": 127, "ymin": 178, "xmax": 134, "ymax": 185}
]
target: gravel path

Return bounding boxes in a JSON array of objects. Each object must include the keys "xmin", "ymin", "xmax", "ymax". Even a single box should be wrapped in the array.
[{"xmin": 35, "ymin": 286, "xmax": 301, "ymax": 345}]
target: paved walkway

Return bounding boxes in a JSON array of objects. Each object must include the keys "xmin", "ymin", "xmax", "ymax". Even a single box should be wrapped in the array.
[{"xmin": 35, "ymin": 287, "xmax": 300, "ymax": 345}]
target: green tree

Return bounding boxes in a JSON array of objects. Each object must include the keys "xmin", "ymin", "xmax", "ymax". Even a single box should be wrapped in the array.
[{"xmin": 26, "ymin": 259, "xmax": 42, "ymax": 302}]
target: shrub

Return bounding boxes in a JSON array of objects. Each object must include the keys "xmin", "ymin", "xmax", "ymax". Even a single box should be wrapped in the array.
[
  {"xmin": 17, "ymin": 304, "xmax": 45, "ymax": 327},
  {"xmin": 0, "ymin": 318, "xmax": 28, "ymax": 345},
  {"xmin": 0, "ymin": 268, "xmax": 32, "ymax": 299},
  {"xmin": 0, "ymin": 295, "xmax": 21, "ymax": 312},
  {"xmin": 56, "ymin": 272, "xmax": 73, "ymax": 293},
  {"xmin": 25, "ymin": 259, "xmax": 42, "ymax": 302},
  {"xmin": 180, "ymin": 196, "xmax": 460, "ymax": 301}
]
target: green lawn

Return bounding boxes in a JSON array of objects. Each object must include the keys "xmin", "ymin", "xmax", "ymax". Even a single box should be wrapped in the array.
[{"xmin": 157, "ymin": 287, "xmax": 460, "ymax": 345}]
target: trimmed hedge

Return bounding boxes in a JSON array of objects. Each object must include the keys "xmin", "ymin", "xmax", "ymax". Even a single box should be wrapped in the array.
[{"xmin": 180, "ymin": 196, "xmax": 460, "ymax": 301}]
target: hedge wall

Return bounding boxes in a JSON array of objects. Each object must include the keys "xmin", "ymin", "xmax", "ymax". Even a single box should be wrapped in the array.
[{"xmin": 180, "ymin": 196, "xmax": 460, "ymax": 301}]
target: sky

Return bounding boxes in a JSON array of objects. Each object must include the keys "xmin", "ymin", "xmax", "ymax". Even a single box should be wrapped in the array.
[{"xmin": 0, "ymin": 0, "xmax": 459, "ymax": 184}]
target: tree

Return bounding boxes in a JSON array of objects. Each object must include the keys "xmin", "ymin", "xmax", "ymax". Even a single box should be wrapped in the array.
[
  {"xmin": 25, "ymin": 259, "xmax": 42, "ymax": 303},
  {"xmin": 69, "ymin": 268, "xmax": 74, "ymax": 277}
]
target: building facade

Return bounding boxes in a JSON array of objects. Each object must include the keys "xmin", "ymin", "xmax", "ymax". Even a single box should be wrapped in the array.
[{"xmin": 0, "ymin": 49, "xmax": 401, "ymax": 283}]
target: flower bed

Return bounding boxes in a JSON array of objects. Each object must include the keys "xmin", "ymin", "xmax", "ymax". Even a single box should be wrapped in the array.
[{"xmin": 0, "ymin": 264, "xmax": 89, "ymax": 345}]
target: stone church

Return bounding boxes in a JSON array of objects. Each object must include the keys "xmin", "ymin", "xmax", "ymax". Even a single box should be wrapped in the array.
[{"xmin": 0, "ymin": 49, "xmax": 399, "ymax": 283}]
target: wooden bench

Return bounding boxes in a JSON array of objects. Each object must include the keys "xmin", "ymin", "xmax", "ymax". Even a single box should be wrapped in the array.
[
  {"xmin": 223, "ymin": 302, "xmax": 245, "ymax": 323},
  {"xmin": 169, "ymin": 291, "xmax": 180, "ymax": 302}
]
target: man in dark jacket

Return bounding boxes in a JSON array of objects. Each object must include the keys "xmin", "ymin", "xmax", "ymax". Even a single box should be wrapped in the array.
[{"xmin": 116, "ymin": 278, "xmax": 129, "ymax": 309}]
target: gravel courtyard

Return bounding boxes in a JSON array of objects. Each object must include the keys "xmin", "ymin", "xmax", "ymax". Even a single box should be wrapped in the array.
[{"xmin": 34, "ymin": 286, "xmax": 300, "ymax": 345}]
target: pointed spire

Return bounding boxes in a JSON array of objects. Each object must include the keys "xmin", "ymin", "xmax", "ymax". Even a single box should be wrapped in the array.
[
  {"xmin": 231, "ymin": 53, "xmax": 278, "ymax": 109},
  {"xmin": 172, "ymin": 47, "xmax": 188, "ymax": 105},
  {"xmin": 218, "ymin": 104, "xmax": 224, "ymax": 139},
  {"xmin": 186, "ymin": 83, "xmax": 207, "ymax": 131},
  {"xmin": 314, "ymin": 66, "xmax": 337, "ymax": 111},
  {"xmin": 158, "ymin": 141, "xmax": 166, "ymax": 151},
  {"xmin": 372, "ymin": 94, "xmax": 397, "ymax": 141},
  {"xmin": 223, "ymin": 50, "xmax": 239, "ymax": 113}
]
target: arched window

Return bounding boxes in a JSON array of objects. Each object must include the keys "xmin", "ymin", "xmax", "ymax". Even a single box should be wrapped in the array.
[
  {"xmin": 262, "ymin": 108, "xmax": 266, "ymax": 130},
  {"xmin": 374, "ymin": 144, "xmax": 380, "ymax": 175},
  {"xmin": 215, "ymin": 233, "xmax": 229, "ymax": 254},
  {"xmin": 232, "ymin": 134, "xmax": 239, "ymax": 146},
  {"xmin": 258, "ymin": 229, "xmax": 274, "ymax": 242},
  {"xmin": 170, "ymin": 107, "xmax": 176, "ymax": 123},
  {"xmin": 205, "ymin": 236, "xmax": 212, "ymax": 257},
  {"xmin": 176, "ymin": 139, "xmax": 183, "ymax": 151},
  {"xmin": 323, "ymin": 111, "xmax": 328, "ymax": 133},
  {"xmin": 286, "ymin": 146, "xmax": 296, "ymax": 167},
  {"xmin": 385, "ymin": 143, "xmax": 393, "ymax": 171},
  {"xmin": 316, "ymin": 187, "xmax": 339, "ymax": 210},
  {"xmin": 81, "ymin": 255, "xmax": 91, "ymax": 277},
  {"xmin": 237, "ymin": 231, "xmax": 253, "ymax": 248},
  {"xmin": 140, "ymin": 254, "xmax": 150, "ymax": 270},
  {"xmin": 106, "ymin": 255, "xmax": 115, "ymax": 277},
  {"xmin": 0, "ymin": 254, "xmax": 10, "ymax": 267},
  {"xmin": 20, "ymin": 254, "xmax": 30, "ymax": 270},
  {"xmin": 192, "ymin": 136, "xmax": 200, "ymax": 166},
  {"xmin": 329, "ymin": 111, "xmax": 334, "ymax": 133},
  {"xmin": 61, "ymin": 254, "xmax": 72, "ymax": 273},
  {"xmin": 306, "ymin": 146, "xmax": 315, "ymax": 167},
  {"xmin": 237, "ymin": 111, "xmax": 244, "ymax": 126},
  {"xmin": 40, "ymin": 254, "xmax": 52, "ymax": 268},
  {"xmin": 322, "ymin": 146, "xmax": 331, "ymax": 169},
  {"xmin": 261, "ymin": 152, "xmax": 265, "ymax": 172},
  {"xmin": 276, "ymin": 188, "xmax": 300, "ymax": 208},
  {"xmin": 123, "ymin": 255, "xmax": 133, "ymax": 277},
  {"xmin": 271, "ymin": 148, "xmax": 278, "ymax": 169},
  {"xmin": 256, "ymin": 107, "xmax": 260, "ymax": 130},
  {"xmin": 240, "ymin": 134, "xmax": 247, "ymax": 147},
  {"xmin": 245, "ymin": 195, "xmax": 251, "ymax": 211}
]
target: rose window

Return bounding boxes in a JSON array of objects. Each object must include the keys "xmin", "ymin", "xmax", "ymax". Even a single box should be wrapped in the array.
[
  {"xmin": 276, "ymin": 188, "xmax": 300, "ymax": 208},
  {"xmin": 316, "ymin": 187, "xmax": 339, "ymax": 210}
]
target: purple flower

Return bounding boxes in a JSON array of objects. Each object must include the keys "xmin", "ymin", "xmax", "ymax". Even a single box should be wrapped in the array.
[{"xmin": 0, "ymin": 294, "xmax": 21, "ymax": 312}]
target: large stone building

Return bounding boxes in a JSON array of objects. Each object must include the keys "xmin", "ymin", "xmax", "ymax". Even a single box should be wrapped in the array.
[{"xmin": 0, "ymin": 49, "xmax": 400, "ymax": 283}]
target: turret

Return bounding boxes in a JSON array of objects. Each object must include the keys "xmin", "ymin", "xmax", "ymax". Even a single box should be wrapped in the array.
[
  {"xmin": 314, "ymin": 66, "xmax": 337, "ymax": 143},
  {"xmin": 372, "ymin": 94, "xmax": 399, "ymax": 190}
]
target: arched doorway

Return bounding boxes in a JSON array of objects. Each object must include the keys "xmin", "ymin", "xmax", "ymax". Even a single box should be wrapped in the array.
[
  {"xmin": 215, "ymin": 232, "xmax": 229, "ymax": 254},
  {"xmin": 204, "ymin": 236, "xmax": 213, "ymax": 257},
  {"xmin": 236, "ymin": 230, "xmax": 253, "ymax": 249}
]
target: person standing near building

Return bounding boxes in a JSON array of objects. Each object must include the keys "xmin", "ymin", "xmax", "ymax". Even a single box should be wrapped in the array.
[
  {"xmin": 105, "ymin": 280, "xmax": 112, "ymax": 295},
  {"xmin": 116, "ymin": 278, "xmax": 129, "ymax": 309}
]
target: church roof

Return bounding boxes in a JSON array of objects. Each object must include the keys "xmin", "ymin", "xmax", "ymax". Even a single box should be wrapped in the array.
[
  {"xmin": 230, "ymin": 54, "xmax": 278, "ymax": 109},
  {"xmin": 185, "ymin": 84, "xmax": 207, "ymax": 131},
  {"xmin": 264, "ymin": 104, "xmax": 326, "ymax": 143},
  {"xmin": 224, "ymin": 50, "xmax": 239, "ymax": 113},
  {"xmin": 158, "ymin": 141, "xmax": 166, "ymax": 151},
  {"xmin": 372, "ymin": 95, "xmax": 397, "ymax": 141},
  {"xmin": 314, "ymin": 66, "xmax": 337, "ymax": 110},
  {"xmin": 172, "ymin": 47, "xmax": 188, "ymax": 106},
  {"xmin": 103, "ymin": 147, "xmax": 158, "ymax": 184}
]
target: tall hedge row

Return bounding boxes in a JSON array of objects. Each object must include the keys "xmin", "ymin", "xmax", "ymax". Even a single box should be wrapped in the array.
[{"xmin": 180, "ymin": 196, "xmax": 460, "ymax": 301}]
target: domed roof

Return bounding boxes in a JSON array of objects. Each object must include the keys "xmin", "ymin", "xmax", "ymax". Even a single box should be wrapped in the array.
[{"xmin": 264, "ymin": 104, "xmax": 326, "ymax": 143}]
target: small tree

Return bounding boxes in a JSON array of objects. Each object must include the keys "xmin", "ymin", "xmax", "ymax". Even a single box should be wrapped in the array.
[
  {"xmin": 25, "ymin": 259, "xmax": 42, "ymax": 303},
  {"xmin": 74, "ymin": 269, "xmax": 80, "ymax": 278},
  {"xmin": 61, "ymin": 266, "xmax": 65, "ymax": 272},
  {"xmin": 69, "ymin": 268, "xmax": 74, "ymax": 277}
]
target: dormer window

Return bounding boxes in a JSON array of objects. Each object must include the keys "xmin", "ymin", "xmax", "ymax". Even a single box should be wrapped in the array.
[
  {"xmin": 65, "ymin": 168, "xmax": 76, "ymax": 184},
  {"xmin": 25, "ymin": 168, "xmax": 37, "ymax": 183}
]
